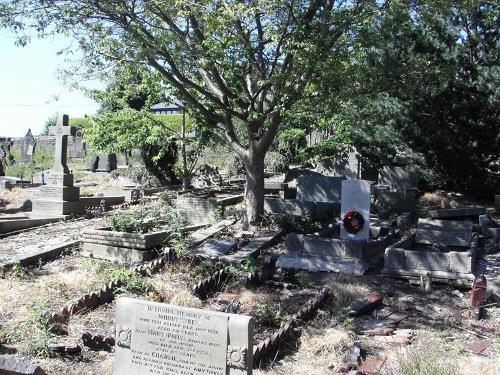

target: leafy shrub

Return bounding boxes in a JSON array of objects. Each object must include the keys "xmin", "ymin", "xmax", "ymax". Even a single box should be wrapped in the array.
[
  {"xmin": 110, "ymin": 166, "xmax": 162, "ymax": 188},
  {"xmin": 264, "ymin": 151, "xmax": 289, "ymax": 173},
  {"xmin": 107, "ymin": 206, "xmax": 187, "ymax": 234},
  {"xmin": 0, "ymin": 300, "xmax": 54, "ymax": 357}
]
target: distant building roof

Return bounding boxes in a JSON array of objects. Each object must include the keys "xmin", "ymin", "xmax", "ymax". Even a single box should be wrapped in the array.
[{"xmin": 151, "ymin": 99, "xmax": 182, "ymax": 111}]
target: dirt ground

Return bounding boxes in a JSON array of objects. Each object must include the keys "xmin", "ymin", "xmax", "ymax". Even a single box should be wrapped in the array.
[{"xmin": 0, "ymin": 190, "xmax": 498, "ymax": 375}]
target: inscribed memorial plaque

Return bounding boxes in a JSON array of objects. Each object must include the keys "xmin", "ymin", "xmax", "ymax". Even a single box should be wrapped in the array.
[{"xmin": 115, "ymin": 297, "xmax": 253, "ymax": 375}]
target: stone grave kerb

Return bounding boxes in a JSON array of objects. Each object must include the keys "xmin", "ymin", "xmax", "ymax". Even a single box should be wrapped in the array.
[{"xmin": 47, "ymin": 114, "xmax": 76, "ymax": 186}]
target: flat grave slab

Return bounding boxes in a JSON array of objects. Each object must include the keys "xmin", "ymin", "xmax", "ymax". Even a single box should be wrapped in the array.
[
  {"xmin": 114, "ymin": 297, "xmax": 253, "ymax": 375},
  {"xmin": 427, "ymin": 207, "xmax": 486, "ymax": 219},
  {"xmin": 196, "ymin": 239, "xmax": 237, "ymax": 258}
]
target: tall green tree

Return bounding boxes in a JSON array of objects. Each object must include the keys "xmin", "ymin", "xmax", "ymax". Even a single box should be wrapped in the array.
[{"xmin": 0, "ymin": 0, "xmax": 367, "ymax": 223}]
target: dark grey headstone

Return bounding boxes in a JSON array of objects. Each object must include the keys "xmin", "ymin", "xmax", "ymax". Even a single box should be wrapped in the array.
[
  {"xmin": 415, "ymin": 219, "xmax": 472, "ymax": 247},
  {"xmin": 0, "ymin": 355, "xmax": 46, "ymax": 375},
  {"xmin": 378, "ymin": 166, "xmax": 416, "ymax": 190},
  {"xmin": 296, "ymin": 175, "xmax": 344, "ymax": 203}
]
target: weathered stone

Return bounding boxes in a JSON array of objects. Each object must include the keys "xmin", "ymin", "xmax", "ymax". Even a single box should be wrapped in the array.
[
  {"xmin": 340, "ymin": 179, "xmax": 371, "ymax": 241},
  {"xmin": 114, "ymin": 297, "xmax": 253, "ymax": 375},
  {"xmin": 81, "ymin": 243, "xmax": 158, "ymax": 263},
  {"xmin": 378, "ymin": 166, "xmax": 416, "ymax": 190},
  {"xmin": 349, "ymin": 294, "xmax": 383, "ymax": 316},
  {"xmin": 0, "ymin": 355, "xmax": 46, "ymax": 375},
  {"xmin": 495, "ymin": 195, "xmax": 500, "ymax": 214},
  {"xmin": 296, "ymin": 175, "xmax": 344, "ymax": 203},
  {"xmin": 20, "ymin": 129, "xmax": 36, "ymax": 164},
  {"xmin": 428, "ymin": 207, "xmax": 486, "ymax": 219},
  {"xmin": 196, "ymin": 239, "xmax": 237, "ymax": 257}
]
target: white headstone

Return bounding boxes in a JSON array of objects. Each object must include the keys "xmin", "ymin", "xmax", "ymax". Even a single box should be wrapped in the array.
[
  {"xmin": 114, "ymin": 297, "xmax": 254, "ymax": 375},
  {"xmin": 340, "ymin": 179, "xmax": 371, "ymax": 241}
]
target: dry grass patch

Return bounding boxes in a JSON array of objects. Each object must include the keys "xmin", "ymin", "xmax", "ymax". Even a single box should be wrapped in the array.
[{"xmin": 419, "ymin": 192, "xmax": 450, "ymax": 208}]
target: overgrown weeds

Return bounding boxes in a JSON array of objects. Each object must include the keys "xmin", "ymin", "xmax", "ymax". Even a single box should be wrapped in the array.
[{"xmin": 0, "ymin": 300, "xmax": 54, "ymax": 357}]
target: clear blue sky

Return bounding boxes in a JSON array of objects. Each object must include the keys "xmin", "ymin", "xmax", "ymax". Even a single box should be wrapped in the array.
[{"xmin": 0, "ymin": 29, "xmax": 101, "ymax": 137}]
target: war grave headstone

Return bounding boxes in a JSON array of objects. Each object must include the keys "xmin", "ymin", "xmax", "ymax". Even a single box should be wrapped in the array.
[
  {"xmin": 114, "ymin": 297, "xmax": 253, "ymax": 375},
  {"xmin": 383, "ymin": 218, "xmax": 477, "ymax": 285},
  {"xmin": 277, "ymin": 179, "xmax": 394, "ymax": 275},
  {"xmin": 20, "ymin": 128, "xmax": 36, "ymax": 164},
  {"xmin": 340, "ymin": 179, "xmax": 371, "ymax": 241},
  {"xmin": 31, "ymin": 114, "xmax": 83, "ymax": 217}
]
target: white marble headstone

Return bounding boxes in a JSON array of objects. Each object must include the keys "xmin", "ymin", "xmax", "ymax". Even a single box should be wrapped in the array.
[
  {"xmin": 114, "ymin": 297, "xmax": 253, "ymax": 375},
  {"xmin": 340, "ymin": 179, "xmax": 371, "ymax": 241}
]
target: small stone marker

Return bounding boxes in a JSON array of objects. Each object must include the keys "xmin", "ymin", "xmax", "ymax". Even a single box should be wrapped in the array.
[
  {"xmin": 340, "ymin": 179, "xmax": 371, "ymax": 241},
  {"xmin": 114, "ymin": 297, "xmax": 253, "ymax": 375},
  {"xmin": 495, "ymin": 195, "xmax": 500, "ymax": 214},
  {"xmin": 0, "ymin": 355, "xmax": 46, "ymax": 375},
  {"xmin": 20, "ymin": 129, "xmax": 36, "ymax": 164}
]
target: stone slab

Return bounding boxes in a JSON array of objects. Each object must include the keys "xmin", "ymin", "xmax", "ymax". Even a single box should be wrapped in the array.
[
  {"xmin": 378, "ymin": 166, "xmax": 416, "ymax": 190},
  {"xmin": 36, "ymin": 186, "xmax": 80, "ymax": 201},
  {"xmin": 114, "ymin": 297, "xmax": 253, "ymax": 375},
  {"xmin": 0, "ymin": 355, "xmax": 46, "ymax": 375},
  {"xmin": 340, "ymin": 179, "xmax": 371, "ymax": 241},
  {"xmin": 81, "ymin": 242, "xmax": 158, "ymax": 263},
  {"xmin": 495, "ymin": 195, "xmax": 500, "ymax": 214},
  {"xmin": 276, "ymin": 255, "xmax": 368, "ymax": 275},
  {"xmin": 196, "ymin": 239, "xmax": 237, "ymax": 258},
  {"xmin": 83, "ymin": 228, "xmax": 170, "ymax": 250},
  {"xmin": 31, "ymin": 200, "xmax": 84, "ymax": 216},
  {"xmin": 44, "ymin": 173, "xmax": 73, "ymax": 187},
  {"xmin": 415, "ymin": 229, "xmax": 472, "ymax": 247},
  {"xmin": 0, "ymin": 240, "xmax": 79, "ymax": 269},
  {"xmin": 0, "ymin": 217, "xmax": 63, "ymax": 235},
  {"xmin": 296, "ymin": 175, "xmax": 344, "ymax": 203},
  {"xmin": 417, "ymin": 219, "xmax": 472, "ymax": 232},
  {"xmin": 427, "ymin": 207, "xmax": 486, "ymax": 219},
  {"xmin": 220, "ymin": 231, "xmax": 282, "ymax": 264},
  {"xmin": 177, "ymin": 196, "xmax": 219, "ymax": 225},
  {"xmin": 79, "ymin": 196, "xmax": 125, "ymax": 207},
  {"xmin": 264, "ymin": 197, "xmax": 315, "ymax": 218},
  {"xmin": 187, "ymin": 219, "xmax": 236, "ymax": 248}
]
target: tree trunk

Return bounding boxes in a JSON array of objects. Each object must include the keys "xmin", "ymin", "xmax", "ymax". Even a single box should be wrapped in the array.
[{"xmin": 243, "ymin": 147, "xmax": 265, "ymax": 225}]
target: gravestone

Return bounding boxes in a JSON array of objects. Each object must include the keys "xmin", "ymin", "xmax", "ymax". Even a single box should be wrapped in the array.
[
  {"xmin": 378, "ymin": 166, "xmax": 416, "ymax": 190},
  {"xmin": 20, "ymin": 129, "xmax": 36, "ymax": 164},
  {"xmin": 114, "ymin": 297, "xmax": 253, "ymax": 375},
  {"xmin": 90, "ymin": 153, "xmax": 118, "ymax": 172},
  {"xmin": 296, "ymin": 175, "xmax": 344, "ymax": 203},
  {"xmin": 31, "ymin": 114, "xmax": 83, "ymax": 217},
  {"xmin": 116, "ymin": 152, "xmax": 129, "ymax": 168},
  {"xmin": 340, "ymin": 179, "xmax": 371, "ymax": 241},
  {"xmin": 318, "ymin": 147, "xmax": 361, "ymax": 179},
  {"xmin": 495, "ymin": 195, "xmax": 500, "ymax": 214},
  {"xmin": 70, "ymin": 127, "xmax": 87, "ymax": 159},
  {"xmin": 0, "ymin": 158, "xmax": 4, "ymax": 176}
]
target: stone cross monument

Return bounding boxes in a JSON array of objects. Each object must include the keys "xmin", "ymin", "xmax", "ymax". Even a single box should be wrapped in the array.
[
  {"xmin": 49, "ymin": 114, "xmax": 75, "ymax": 174},
  {"xmin": 31, "ymin": 114, "xmax": 83, "ymax": 217}
]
